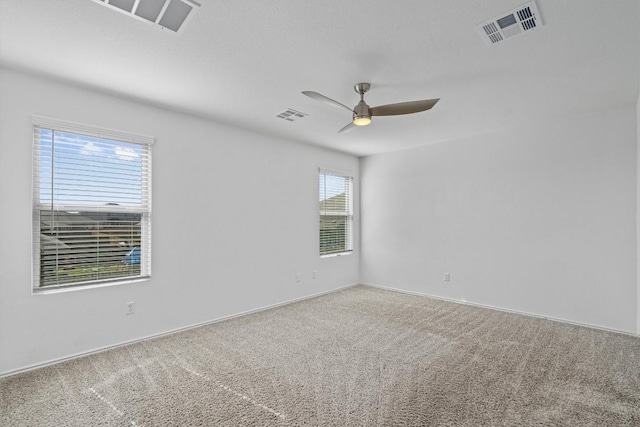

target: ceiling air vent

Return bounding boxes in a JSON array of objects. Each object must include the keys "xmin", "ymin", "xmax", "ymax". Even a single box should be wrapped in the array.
[
  {"xmin": 477, "ymin": 0, "xmax": 543, "ymax": 46},
  {"xmin": 92, "ymin": 0, "xmax": 201, "ymax": 32},
  {"xmin": 275, "ymin": 109, "xmax": 308, "ymax": 122}
]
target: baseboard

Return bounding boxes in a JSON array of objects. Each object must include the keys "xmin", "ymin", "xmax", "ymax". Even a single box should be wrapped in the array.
[
  {"xmin": 362, "ymin": 283, "xmax": 640, "ymax": 338},
  {"xmin": 0, "ymin": 283, "xmax": 360, "ymax": 378}
]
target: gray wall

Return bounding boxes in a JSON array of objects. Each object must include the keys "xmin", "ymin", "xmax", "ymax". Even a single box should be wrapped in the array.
[
  {"xmin": 0, "ymin": 69, "xmax": 360, "ymax": 375},
  {"xmin": 1, "ymin": 65, "xmax": 638, "ymax": 376},
  {"xmin": 361, "ymin": 106, "xmax": 638, "ymax": 333}
]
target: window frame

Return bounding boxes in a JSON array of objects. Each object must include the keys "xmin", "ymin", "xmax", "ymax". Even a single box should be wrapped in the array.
[
  {"xmin": 31, "ymin": 115, "xmax": 153, "ymax": 293},
  {"xmin": 318, "ymin": 168, "xmax": 354, "ymax": 257}
]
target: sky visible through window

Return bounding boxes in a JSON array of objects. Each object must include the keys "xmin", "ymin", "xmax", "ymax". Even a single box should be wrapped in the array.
[
  {"xmin": 319, "ymin": 174, "xmax": 347, "ymax": 202},
  {"xmin": 38, "ymin": 129, "xmax": 144, "ymax": 207}
]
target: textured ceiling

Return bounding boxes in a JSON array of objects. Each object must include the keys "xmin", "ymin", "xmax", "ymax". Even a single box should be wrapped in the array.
[{"xmin": 0, "ymin": 0, "xmax": 638, "ymax": 156}]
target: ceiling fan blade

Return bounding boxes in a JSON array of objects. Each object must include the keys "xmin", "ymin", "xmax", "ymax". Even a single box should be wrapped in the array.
[
  {"xmin": 370, "ymin": 98, "xmax": 440, "ymax": 116},
  {"xmin": 338, "ymin": 122, "xmax": 356, "ymax": 133},
  {"xmin": 302, "ymin": 91, "xmax": 353, "ymax": 112}
]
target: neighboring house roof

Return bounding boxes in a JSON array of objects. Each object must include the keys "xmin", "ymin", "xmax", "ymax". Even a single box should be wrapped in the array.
[{"xmin": 319, "ymin": 192, "xmax": 347, "ymax": 213}]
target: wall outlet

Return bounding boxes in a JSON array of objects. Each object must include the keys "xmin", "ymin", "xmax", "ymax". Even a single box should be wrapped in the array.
[
  {"xmin": 295, "ymin": 273, "xmax": 302, "ymax": 283},
  {"xmin": 444, "ymin": 273, "xmax": 451, "ymax": 282},
  {"xmin": 126, "ymin": 301, "xmax": 136, "ymax": 315},
  {"xmin": 311, "ymin": 270, "xmax": 317, "ymax": 279}
]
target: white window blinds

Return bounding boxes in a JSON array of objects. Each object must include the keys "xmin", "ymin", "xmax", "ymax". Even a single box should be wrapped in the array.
[
  {"xmin": 319, "ymin": 169, "xmax": 353, "ymax": 256},
  {"xmin": 32, "ymin": 116, "xmax": 153, "ymax": 290}
]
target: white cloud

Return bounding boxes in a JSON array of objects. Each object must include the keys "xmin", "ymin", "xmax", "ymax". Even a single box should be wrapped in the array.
[
  {"xmin": 80, "ymin": 141, "xmax": 103, "ymax": 156},
  {"xmin": 115, "ymin": 146, "xmax": 139, "ymax": 161}
]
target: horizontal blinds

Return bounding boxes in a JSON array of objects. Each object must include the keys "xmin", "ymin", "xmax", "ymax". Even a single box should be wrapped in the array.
[
  {"xmin": 39, "ymin": 211, "xmax": 145, "ymax": 287},
  {"xmin": 319, "ymin": 170, "xmax": 353, "ymax": 256},
  {"xmin": 34, "ymin": 128, "xmax": 151, "ymax": 209},
  {"xmin": 33, "ymin": 118, "xmax": 152, "ymax": 289}
]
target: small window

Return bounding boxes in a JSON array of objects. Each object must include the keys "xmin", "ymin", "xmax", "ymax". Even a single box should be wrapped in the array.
[
  {"xmin": 32, "ymin": 116, "xmax": 153, "ymax": 291},
  {"xmin": 319, "ymin": 169, "xmax": 353, "ymax": 256}
]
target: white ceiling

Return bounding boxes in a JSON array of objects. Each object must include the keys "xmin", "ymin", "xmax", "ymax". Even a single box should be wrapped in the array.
[{"xmin": 1, "ymin": 0, "xmax": 638, "ymax": 157}]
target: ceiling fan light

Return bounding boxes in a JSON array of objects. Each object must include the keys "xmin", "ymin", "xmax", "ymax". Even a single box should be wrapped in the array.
[{"xmin": 353, "ymin": 116, "xmax": 371, "ymax": 126}]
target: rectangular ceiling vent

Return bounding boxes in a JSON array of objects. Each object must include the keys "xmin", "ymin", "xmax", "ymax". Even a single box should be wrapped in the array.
[
  {"xmin": 275, "ymin": 109, "xmax": 308, "ymax": 122},
  {"xmin": 477, "ymin": 0, "xmax": 543, "ymax": 46},
  {"xmin": 92, "ymin": 0, "xmax": 201, "ymax": 32}
]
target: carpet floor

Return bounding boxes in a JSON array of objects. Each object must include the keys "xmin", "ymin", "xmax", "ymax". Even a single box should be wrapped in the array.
[{"xmin": 1, "ymin": 285, "xmax": 639, "ymax": 426}]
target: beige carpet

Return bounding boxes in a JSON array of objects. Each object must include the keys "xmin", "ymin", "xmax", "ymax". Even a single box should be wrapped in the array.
[{"xmin": 1, "ymin": 285, "xmax": 639, "ymax": 426}]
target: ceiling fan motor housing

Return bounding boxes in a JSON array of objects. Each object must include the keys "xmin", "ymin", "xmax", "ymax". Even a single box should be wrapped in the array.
[
  {"xmin": 352, "ymin": 101, "xmax": 372, "ymax": 126},
  {"xmin": 353, "ymin": 83, "xmax": 372, "ymax": 125},
  {"xmin": 354, "ymin": 100, "xmax": 371, "ymax": 121}
]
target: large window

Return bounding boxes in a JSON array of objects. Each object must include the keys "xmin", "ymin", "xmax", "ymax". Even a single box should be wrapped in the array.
[
  {"xmin": 32, "ymin": 116, "xmax": 152, "ymax": 290},
  {"xmin": 319, "ymin": 169, "xmax": 353, "ymax": 256}
]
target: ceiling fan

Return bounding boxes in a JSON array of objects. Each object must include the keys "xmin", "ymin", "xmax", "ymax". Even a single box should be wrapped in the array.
[{"xmin": 302, "ymin": 83, "xmax": 439, "ymax": 133}]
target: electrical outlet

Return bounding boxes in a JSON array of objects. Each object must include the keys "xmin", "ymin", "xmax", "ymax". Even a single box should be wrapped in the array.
[
  {"xmin": 312, "ymin": 270, "xmax": 317, "ymax": 279},
  {"xmin": 444, "ymin": 273, "xmax": 451, "ymax": 282},
  {"xmin": 126, "ymin": 301, "xmax": 136, "ymax": 315},
  {"xmin": 295, "ymin": 273, "xmax": 302, "ymax": 283}
]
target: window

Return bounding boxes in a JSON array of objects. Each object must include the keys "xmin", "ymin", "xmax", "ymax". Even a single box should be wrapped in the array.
[
  {"xmin": 32, "ymin": 116, "xmax": 152, "ymax": 290},
  {"xmin": 319, "ymin": 169, "xmax": 353, "ymax": 256}
]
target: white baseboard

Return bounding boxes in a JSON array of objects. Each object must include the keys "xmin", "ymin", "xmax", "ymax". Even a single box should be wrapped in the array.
[
  {"xmin": 0, "ymin": 283, "xmax": 360, "ymax": 378},
  {"xmin": 361, "ymin": 282, "xmax": 640, "ymax": 338}
]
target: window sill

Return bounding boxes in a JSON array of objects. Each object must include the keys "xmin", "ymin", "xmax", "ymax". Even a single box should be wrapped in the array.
[
  {"xmin": 320, "ymin": 251, "xmax": 353, "ymax": 259},
  {"xmin": 32, "ymin": 276, "xmax": 150, "ymax": 295}
]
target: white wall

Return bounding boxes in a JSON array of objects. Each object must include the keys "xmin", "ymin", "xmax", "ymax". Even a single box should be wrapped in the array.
[
  {"xmin": 361, "ymin": 106, "xmax": 638, "ymax": 333},
  {"xmin": 637, "ymin": 21, "xmax": 640, "ymax": 334},
  {"xmin": 637, "ymin": 94, "xmax": 640, "ymax": 333},
  {"xmin": 0, "ymin": 68, "xmax": 360, "ymax": 375}
]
